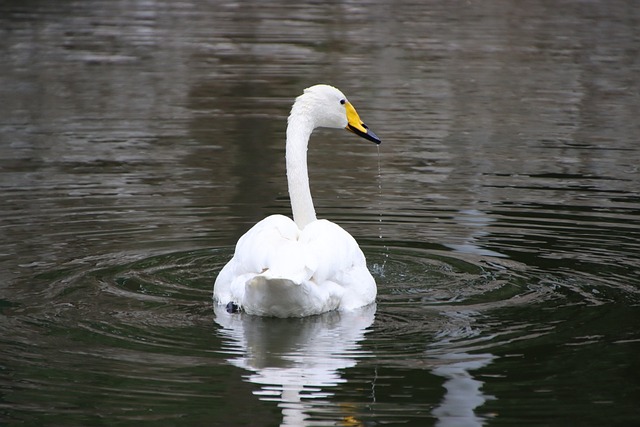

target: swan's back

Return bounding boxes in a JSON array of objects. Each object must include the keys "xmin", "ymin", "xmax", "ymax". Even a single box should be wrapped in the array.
[{"xmin": 213, "ymin": 216, "xmax": 376, "ymax": 317}]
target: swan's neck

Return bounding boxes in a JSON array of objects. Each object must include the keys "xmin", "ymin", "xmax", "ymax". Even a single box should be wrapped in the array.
[{"xmin": 286, "ymin": 114, "xmax": 316, "ymax": 229}]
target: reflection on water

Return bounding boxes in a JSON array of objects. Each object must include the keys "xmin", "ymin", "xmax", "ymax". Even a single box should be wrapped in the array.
[
  {"xmin": 214, "ymin": 305, "xmax": 376, "ymax": 426},
  {"xmin": 1, "ymin": 0, "xmax": 640, "ymax": 425},
  {"xmin": 445, "ymin": 209, "xmax": 506, "ymax": 258},
  {"xmin": 431, "ymin": 353, "xmax": 494, "ymax": 427},
  {"xmin": 215, "ymin": 303, "xmax": 496, "ymax": 427}
]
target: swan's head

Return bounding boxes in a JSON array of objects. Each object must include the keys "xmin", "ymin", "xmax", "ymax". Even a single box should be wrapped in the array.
[{"xmin": 291, "ymin": 84, "xmax": 381, "ymax": 144}]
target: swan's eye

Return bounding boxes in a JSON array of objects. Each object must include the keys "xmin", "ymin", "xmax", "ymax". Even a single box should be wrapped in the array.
[{"xmin": 339, "ymin": 99, "xmax": 346, "ymax": 105}]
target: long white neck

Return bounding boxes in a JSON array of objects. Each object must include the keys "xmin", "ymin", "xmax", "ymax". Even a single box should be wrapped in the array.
[{"xmin": 286, "ymin": 113, "xmax": 317, "ymax": 229}]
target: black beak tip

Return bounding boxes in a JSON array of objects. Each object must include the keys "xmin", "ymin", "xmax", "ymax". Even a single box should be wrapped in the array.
[
  {"xmin": 349, "ymin": 124, "xmax": 382, "ymax": 145},
  {"xmin": 367, "ymin": 129, "xmax": 382, "ymax": 145}
]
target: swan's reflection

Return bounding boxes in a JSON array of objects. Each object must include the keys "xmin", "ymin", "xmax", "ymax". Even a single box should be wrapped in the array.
[
  {"xmin": 216, "ymin": 303, "xmax": 495, "ymax": 426},
  {"xmin": 214, "ymin": 304, "xmax": 376, "ymax": 426}
]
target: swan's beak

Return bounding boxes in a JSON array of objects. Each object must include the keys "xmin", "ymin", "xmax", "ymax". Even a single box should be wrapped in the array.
[{"xmin": 345, "ymin": 102, "xmax": 381, "ymax": 144}]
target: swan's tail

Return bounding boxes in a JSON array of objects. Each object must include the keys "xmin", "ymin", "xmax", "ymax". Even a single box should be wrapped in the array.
[{"xmin": 242, "ymin": 274, "xmax": 338, "ymax": 318}]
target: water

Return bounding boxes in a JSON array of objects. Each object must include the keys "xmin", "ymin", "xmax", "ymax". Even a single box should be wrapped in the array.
[{"xmin": 1, "ymin": 0, "xmax": 639, "ymax": 425}]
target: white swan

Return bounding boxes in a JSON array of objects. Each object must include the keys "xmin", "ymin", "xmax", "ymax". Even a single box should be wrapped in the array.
[{"xmin": 213, "ymin": 84, "xmax": 380, "ymax": 317}]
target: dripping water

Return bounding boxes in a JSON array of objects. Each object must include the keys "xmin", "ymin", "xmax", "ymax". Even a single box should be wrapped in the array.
[{"xmin": 373, "ymin": 144, "xmax": 389, "ymax": 277}]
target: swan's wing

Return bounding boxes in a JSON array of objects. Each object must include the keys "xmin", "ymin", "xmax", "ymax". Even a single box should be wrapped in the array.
[
  {"xmin": 214, "ymin": 216, "xmax": 376, "ymax": 315},
  {"xmin": 233, "ymin": 215, "xmax": 302, "ymax": 276},
  {"xmin": 299, "ymin": 220, "xmax": 363, "ymax": 282},
  {"xmin": 214, "ymin": 215, "xmax": 309, "ymax": 304},
  {"xmin": 300, "ymin": 220, "xmax": 377, "ymax": 310}
]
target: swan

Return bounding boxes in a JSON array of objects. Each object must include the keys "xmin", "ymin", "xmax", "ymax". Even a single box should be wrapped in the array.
[{"xmin": 213, "ymin": 84, "xmax": 380, "ymax": 318}]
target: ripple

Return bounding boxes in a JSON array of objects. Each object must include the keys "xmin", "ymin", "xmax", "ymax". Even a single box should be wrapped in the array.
[
  {"xmin": 370, "ymin": 244, "xmax": 536, "ymax": 307},
  {"xmin": 6, "ymin": 241, "xmax": 633, "ymax": 359},
  {"xmin": 358, "ymin": 242, "xmax": 637, "ymax": 370},
  {"xmin": 2, "ymin": 243, "xmax": 638, "ymax": 426}
]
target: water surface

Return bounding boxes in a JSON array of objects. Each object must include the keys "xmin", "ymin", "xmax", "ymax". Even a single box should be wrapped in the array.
[{"xmin": 1, "ymin": 1, "xmax": 639, "ymax": 426}]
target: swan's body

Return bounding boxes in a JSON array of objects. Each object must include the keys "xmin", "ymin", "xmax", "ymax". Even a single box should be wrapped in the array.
[{"xmin": 214, "ymin": 84, "xmax": 380, "ymax": 317}]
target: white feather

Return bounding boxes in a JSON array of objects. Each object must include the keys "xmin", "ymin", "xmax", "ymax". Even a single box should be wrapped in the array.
[{"xmin": 213, "ymin": 84, "xmax": 378, "ymax": 317}]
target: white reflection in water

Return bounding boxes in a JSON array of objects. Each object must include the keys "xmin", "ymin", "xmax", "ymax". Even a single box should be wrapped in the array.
[
  {"xmin": 216, "ymin": 302, "xmax": 496, "ymax": 426},
  {"xmin": 431, "ymin": 353, "xmax": 495, "ymax": 427},
  {"xmin": 446, "ymin": 209, "xmax": 506, "ymax": 258},
  {"xmin": 214, "ymin": 304, "xmax": 376, "ymax": 426}
]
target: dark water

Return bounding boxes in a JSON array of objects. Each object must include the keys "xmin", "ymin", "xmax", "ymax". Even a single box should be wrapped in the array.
[{"xmin": 1, "ymin": 1, "xmax": 639, "ymax": 425}]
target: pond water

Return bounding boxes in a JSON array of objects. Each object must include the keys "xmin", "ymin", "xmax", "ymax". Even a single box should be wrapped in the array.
[{"xmin": 1, "ymin": 0, "xmax": 639, "ymax": 426}]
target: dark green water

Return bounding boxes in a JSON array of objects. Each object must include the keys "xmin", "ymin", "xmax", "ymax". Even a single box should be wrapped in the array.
[{"xmin": 1, "ymin": 1, "xmax": 639, "ymax": 426}]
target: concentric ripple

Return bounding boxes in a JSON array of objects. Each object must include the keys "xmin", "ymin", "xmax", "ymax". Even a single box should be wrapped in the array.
[{"xmin": 2, "ymin": 236, "xmax": 638, "ymax": 426}]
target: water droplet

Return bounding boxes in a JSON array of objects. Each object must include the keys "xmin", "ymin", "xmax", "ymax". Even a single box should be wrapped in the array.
[{"xmin": 376, "ymin": 146, "xmax": 389, "ymax": 270}]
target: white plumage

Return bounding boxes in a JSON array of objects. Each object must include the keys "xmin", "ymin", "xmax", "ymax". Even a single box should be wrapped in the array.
[{"xmin": 214, "ymin": 84, "xmax": 380, "ymax": 317}]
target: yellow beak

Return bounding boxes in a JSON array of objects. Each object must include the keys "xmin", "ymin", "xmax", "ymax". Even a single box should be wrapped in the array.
[{"xmin": 345, "ymin": 102, "xmax": 381, "ymax": 144}]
